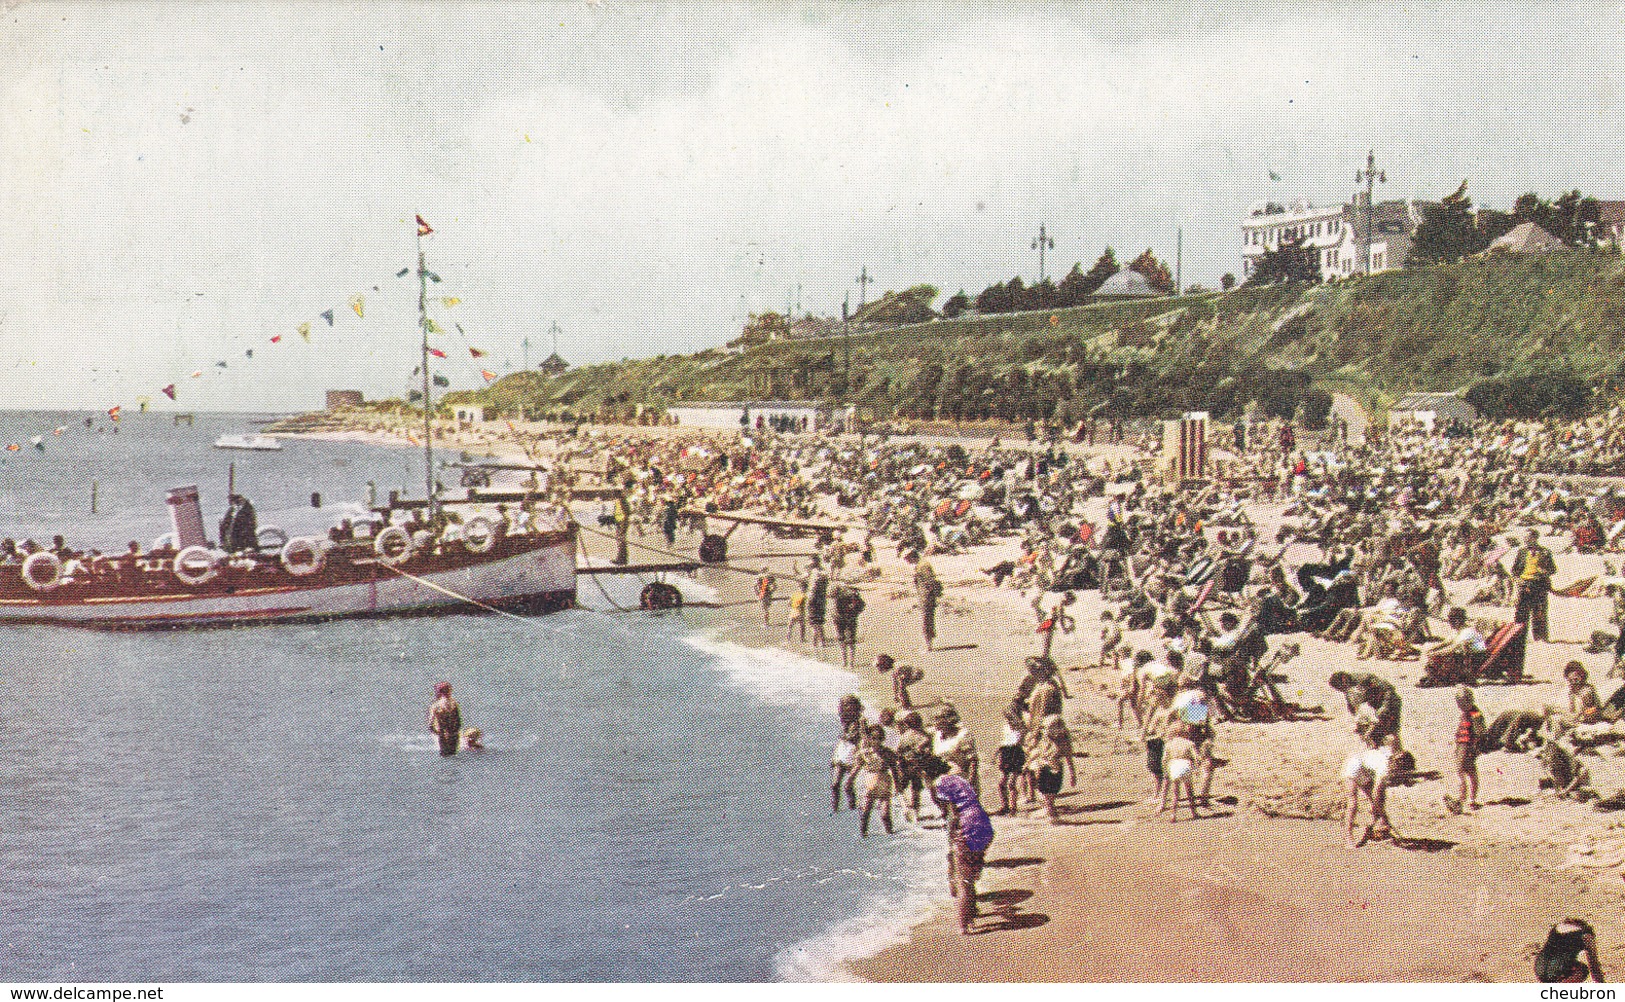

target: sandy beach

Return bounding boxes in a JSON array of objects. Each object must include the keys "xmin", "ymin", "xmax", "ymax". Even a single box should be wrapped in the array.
[{"xmin": 281, "ymin": 415, "xmax": 1625, "ymax": 982}]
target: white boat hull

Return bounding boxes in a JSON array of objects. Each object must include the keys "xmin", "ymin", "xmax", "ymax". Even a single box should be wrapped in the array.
[{"xmin": 0, "ymin": 535, "xmax": 576, "ymax": 629}]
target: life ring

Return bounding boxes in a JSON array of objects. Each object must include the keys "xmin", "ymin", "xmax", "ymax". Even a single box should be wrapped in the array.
[
  {"xmin": 173, "ymin": 545, "xmax": 221, "ymax": 586},
  {"xmin": 462, "ymin": 516, "xmax": 497, "ymax": 554},
  {"xmin": 280, "ymin": 536, "xmax": 326, "ymax": 577},
  {"xmin": 374, "ymin": 525, "xmax": 414, "ymax": 566},
  {"xmin": 640, "ymin": 581, "xmax": 683, "ymax": 611},
  {"xmin": 257, "ymin": 525, "xmax": 289, "ymax": 551},
  {"xmin": 21, "ymin": 551, "xmax": 62, "ymax": 591}
]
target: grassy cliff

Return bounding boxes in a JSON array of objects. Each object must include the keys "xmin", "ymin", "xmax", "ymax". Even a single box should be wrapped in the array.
[{"xmin": 448, "ymin": 248, "xmax": 1625, "ymax": 425}]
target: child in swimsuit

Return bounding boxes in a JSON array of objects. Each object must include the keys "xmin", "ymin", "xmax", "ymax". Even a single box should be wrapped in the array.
[{"xmin": 994, "ymin": 705, "xmax": 1026, "ymax": 816}]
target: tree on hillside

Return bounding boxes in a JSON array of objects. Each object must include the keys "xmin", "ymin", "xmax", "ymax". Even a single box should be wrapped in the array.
[
  {"xmin": 853, "ymin": 284, "xmax": 940, "ymax": 325},
  {"xmin": 975, "ymin": 280, "xmax": 1009, "ymax": 314},
  {"xmin": 1408, "ymin": 183, "xmax": 1489, "ymax": 266},
  {"xmin": 731, "ymin": 311, "xmax": 791, "ymax": 348},
  {"xmin": 1071, "ymin": 248, "xmax": 1119, "ymax": 301},
  {"xmin": 1004, "ymin": 275, "xmax": 1028, "ymax": 312},
  {"xmin": 1129, "ymin": 249, "xmax": 1174, "ymax": 294},
  {"xmin": 942, "ymin": 289, "xmax": 971, "ymax": 318},
  {"xmin": 1220, "ymin": 273, "xmax": 1237, "ymax": 291},
  {"xmin": 1514, "ymin": 190, "xmax": 1601, "ymax": 246},
  {"xmin": 1245, "ymin": 236, "xmax": 1321, "ymax": 285}
]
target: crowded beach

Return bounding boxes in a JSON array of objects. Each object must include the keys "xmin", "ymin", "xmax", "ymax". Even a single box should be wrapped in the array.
[{"xmin": 300, "ymin": 405, "xmax": 1625, "ymax": 981}]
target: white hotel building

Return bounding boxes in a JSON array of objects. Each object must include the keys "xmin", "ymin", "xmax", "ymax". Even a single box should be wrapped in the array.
[{"xmin": 1240, "ymin": 195, "xmax": 1428, "ymax": 281}]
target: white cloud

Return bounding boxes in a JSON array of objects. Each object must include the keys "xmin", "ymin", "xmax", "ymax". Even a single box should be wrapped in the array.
[{"xmin": 2, "ymin": 1, "xmax": 1623, "ymax": 408}]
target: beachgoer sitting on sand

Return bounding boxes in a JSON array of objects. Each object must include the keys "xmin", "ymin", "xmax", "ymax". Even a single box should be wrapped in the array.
[
  {"xmin": 1567, "ymin": 661, "xmax": 1604, "ymax": 725},
  {"xmin": 1536, "ymin": 919, "xmax": 1606, "ymax": 983},
  {"xmin": 1540, "ymin": 731, "xmax": 1595, "ymax": 801},
  {"xmin": 1484, "ymin": 706, "xmax": 1548, "ymax": 753}
]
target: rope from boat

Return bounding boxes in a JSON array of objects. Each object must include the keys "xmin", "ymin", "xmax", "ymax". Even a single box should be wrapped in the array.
[
  {"xmin": 377, "ymin": 563, "xmax": 540, "ymax": 624},
  {"xmin": 576, "ymin": 532, "xmax": 636, "ymax": 613},
  {"xmin": 575, "ymin": 520, "xmax": 800, "ymax": 584}
]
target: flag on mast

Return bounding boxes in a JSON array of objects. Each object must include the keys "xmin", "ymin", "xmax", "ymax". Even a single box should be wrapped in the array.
[{"xmin": 416, "ymin": 214, "xmax": 433, "ymax": 236}]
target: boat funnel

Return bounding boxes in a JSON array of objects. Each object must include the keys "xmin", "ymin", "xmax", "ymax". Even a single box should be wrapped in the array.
[{"xmin": 166, "ymin": 485, "xmax": 208, "ymax": 549}]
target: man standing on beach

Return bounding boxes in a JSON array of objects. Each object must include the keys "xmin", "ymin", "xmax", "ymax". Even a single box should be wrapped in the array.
[
  {"xmin": 914, "ymin": 555, "xmax": 942, "ymax": 651},
  {"xmin": 612, "ymin": 482, "xmax": 632, "ymax": 565},
  {"xmin": 1511, "ymin": 528, "xmax": 1558, "ymax": 642}
]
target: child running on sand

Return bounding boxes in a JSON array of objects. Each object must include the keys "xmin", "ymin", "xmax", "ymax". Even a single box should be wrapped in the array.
[{"xmin": 1445, "ymin": 685, "xmax": 1485, "ymax": 814}]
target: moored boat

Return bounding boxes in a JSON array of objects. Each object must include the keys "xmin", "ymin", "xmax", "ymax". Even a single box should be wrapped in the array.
[
  {"xmin": 0, "ymin": 488, "xmax": 577, "ymax": 629},
  {"xmin": 214, "ymin": 434, "xmax": 283, "ymax": 451}
]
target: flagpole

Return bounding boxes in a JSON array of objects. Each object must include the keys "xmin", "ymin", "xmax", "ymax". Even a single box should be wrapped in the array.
[{"xmin": 418, "ymin": 220, "xmax": 434, "ymax": 513}]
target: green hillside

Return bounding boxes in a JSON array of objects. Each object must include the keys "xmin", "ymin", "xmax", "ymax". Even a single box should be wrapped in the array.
[{"xmin": 446, "ymin": 248, "xmax": 1625, "ymax": 427}]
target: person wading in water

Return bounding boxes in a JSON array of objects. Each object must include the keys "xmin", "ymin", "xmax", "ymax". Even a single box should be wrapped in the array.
[{"xmin": 429, "ymin": 681, "xmax": 462, "ymax": 756}]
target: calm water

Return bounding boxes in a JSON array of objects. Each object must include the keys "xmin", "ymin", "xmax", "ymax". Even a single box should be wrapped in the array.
[{"xmin": 0, "ymin": 413, "xmax": 935, "ymax": 981}]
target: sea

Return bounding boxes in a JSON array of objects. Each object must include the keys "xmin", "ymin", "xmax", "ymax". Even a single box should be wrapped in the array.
[{"xmin": 0, "ymin": 412, "xmax": 939, "ymax": 982}]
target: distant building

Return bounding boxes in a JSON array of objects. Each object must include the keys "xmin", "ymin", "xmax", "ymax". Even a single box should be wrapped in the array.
[
  {"xmin": 1093, "ymin": 269, "xmax": 1164, "ymax": 299},
  {"xmin": 1388, "ymin": 391, "xmax": 1478, "ymax": 432},
  {"xmin": 1488, "ymin": 221, "xmax": 1564, "ymax": 254},
  {"xmin": 1595, "ymin": 201, "xmax": 1625, "ymax": 246},
  {"xmin": 539, "ymin": 353, "xmax": 569, "ymax": 377},
  {"xmin": 663, "ymin": 400, "xmax": 855, "ymax": 433},
  {"xmin": 1240, "ymin": 195, "xmax": 1429, "ymax": 281},
  {"xmin": 326, "ymin": 390, "xmax": 364, "ymax": 410}
]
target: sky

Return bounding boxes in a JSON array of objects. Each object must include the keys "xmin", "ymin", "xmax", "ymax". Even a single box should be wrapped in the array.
[{"xmin": 3, "ymin": 0, "xmax": 1625, "ymax": 411}]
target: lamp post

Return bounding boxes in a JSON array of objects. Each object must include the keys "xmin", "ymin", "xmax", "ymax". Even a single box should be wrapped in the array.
[
  {"xmin": 1031, "ymin": 223, "xmax": 1055, "ymax": 284},
  {"xmin": 1355, "ymin": 149, "xmax": 1386, "ymax": 275}
]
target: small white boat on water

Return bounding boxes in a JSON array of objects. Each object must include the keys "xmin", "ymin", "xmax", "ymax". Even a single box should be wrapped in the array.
[{"xmin": 214, "ymin": 434, "xmax": 283, "ymax": 451}]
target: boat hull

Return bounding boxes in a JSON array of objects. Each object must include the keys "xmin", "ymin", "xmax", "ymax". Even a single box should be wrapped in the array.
[{"xmin": 0, "ymin": 531, "xmax": 577, "ymax": 630}]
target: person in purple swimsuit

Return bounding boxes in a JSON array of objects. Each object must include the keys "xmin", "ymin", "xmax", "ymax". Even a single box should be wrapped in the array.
[{"xmin": 924, "ymin": 755, "xmax": 995, "ymax": 935}]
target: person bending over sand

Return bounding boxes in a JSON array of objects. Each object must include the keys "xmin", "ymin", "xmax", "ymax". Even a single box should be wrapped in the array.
[{"xmin": 924, "ymin": 755, "xmax": 995, "ymax": 936}]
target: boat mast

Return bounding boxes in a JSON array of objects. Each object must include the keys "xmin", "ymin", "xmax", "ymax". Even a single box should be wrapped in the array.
[{"xmin": 417, "ymin": 219, "xmax": 435, "ymax": 513}]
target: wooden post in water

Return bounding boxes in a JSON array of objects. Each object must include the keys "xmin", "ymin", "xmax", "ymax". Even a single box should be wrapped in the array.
[
  {"xmin": 90, "ymin": 481, "xmax": 98, "ymax": 515},
  {"xmin": 228, "ymin": 462, "xmax": 236, "ymax": 497}
]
